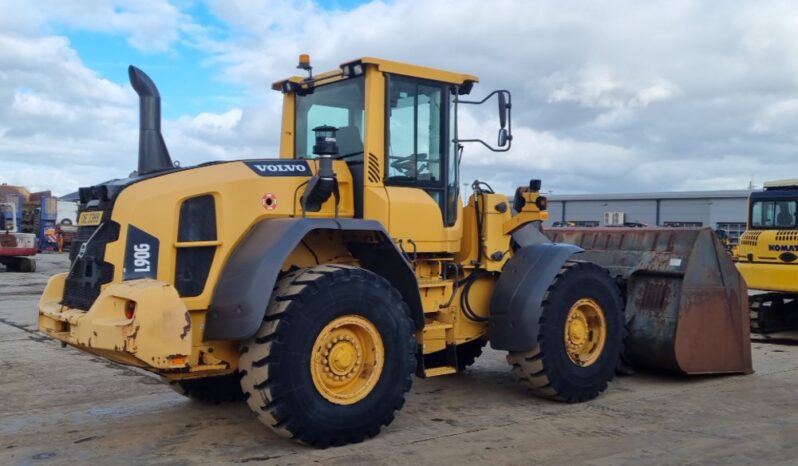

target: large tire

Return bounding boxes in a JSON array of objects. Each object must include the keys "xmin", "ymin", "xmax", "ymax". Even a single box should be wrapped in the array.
[
  {"xmin": 239, "ymin": 265, "xmax": 417, "ymax": 447},
  {"xmin": 507, "ymin": 261, "xmax": 623, "ymax": 403},
  {"xmin": 167, "ymin": 373, "xmax": 245, "ymax": 404},
  {"xmin": 18, "ymin": 258, "xmax": 36, "ymax": 273},
  {"xmin": 0, "ymin": 257, "xmax": 35, "ymax": 272}
]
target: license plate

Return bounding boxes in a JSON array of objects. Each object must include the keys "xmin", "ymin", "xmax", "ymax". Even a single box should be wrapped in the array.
[{"xmin": 78, "ymin": 211, "xmax": 103, "ymax": 226}]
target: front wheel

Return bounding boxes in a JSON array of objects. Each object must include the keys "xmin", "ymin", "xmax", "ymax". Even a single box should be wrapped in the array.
[
  {"xmin": 239, "ymin": 265, "xmax": 417, "ymax": 447},
  {"xmin": 507, "ymin": 261, "xmax": 624, "ymax": 402}
]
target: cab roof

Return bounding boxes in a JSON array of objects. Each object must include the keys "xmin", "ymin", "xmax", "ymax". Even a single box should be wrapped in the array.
[
  {"xmin": 272, "ymin": 56, "xmax": 479, "ymax": 92},
  {"xmin": 764, "ymin": 179, "xmax": 798, "ymax": 190}
]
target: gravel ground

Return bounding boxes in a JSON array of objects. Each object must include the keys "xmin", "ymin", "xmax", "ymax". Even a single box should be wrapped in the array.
[{"xmin": 1, "ymin": 254, "xmax": 797, "ymax": 466}]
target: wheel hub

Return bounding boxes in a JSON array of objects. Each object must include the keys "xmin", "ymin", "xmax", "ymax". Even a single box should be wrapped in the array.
[
  {"xmin": 311, "ymin": 315, "xmax": 384, "ymax": 405},
  {"xmin": 326, "ymin": 336, "xmax": 361, "ymax": 377},
  {"xmin": 567, "ymin": 314, "xmax": 588, "ymax": 346},
  {"xmin": 563, "ymin": 298, "xmax": 607, "ymax": 367}
]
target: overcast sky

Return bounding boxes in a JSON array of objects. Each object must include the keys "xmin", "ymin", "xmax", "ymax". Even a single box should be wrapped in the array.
[{"xmin": 2, "ymin": 0, "xmax": 798, "ymax": 196}]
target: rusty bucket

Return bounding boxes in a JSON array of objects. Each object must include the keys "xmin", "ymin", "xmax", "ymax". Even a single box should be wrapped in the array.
[{"xmin": 545, "ymin": 227, "xmax": 752, "ymax": 375}]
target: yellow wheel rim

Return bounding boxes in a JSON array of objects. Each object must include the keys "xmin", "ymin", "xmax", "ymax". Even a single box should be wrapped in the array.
[
  {"xmin": 563, "ymin": 298, "xmax": 607, "ymax": 367},
  {"xmin": 310, "ymin": 315, "xmax": 384, "ymax": 405}
]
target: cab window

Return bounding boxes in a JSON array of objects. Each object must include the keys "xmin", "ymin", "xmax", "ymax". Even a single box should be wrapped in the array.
[
  {"xmin": 751, "ymin": 200, "xmax": 797, "ymax": 228},
  {"xmin": 386, "ymin": 77, "xmax": 443, "ymax": 185},
  {"xmin": 295, "ymin": 77, "xmax": 365, "ymax": 160},
  {"xmin": 386, "ymin": 75, "xmax": 457, "ymax": 226}
]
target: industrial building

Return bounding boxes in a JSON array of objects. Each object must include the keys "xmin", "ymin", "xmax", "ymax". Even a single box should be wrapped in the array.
[{"xmin": 545, "ymin": 189, "xmax": 754, "ymax": 244}]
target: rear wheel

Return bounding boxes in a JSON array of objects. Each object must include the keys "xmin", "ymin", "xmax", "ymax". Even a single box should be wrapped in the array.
[
  {"xmin": 167, "ymin": 373, "xmax": 245, "ymax": 404},
  {"xmin": 18, "ymin": 258, "xmax": 35, "ymax": 273},
  {"xmin": 507, "ymin": 261, "xmax": 623, "ymax": 402},
  {"xmin": 1, "ymin": 257, "xmax": 35, "ymax": 272},
  {"xmin": 239, "ymin": 265, "xmax": 417, "ymax": 447}
]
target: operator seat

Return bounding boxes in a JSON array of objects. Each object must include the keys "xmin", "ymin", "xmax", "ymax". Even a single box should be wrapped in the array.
[
  {"xmin": 336, "ymin": 126, "xmax": 363, "ymax": 160},
  {"xmin": 777, "ymin": 206, "xmax": 793, "ymax": 227}
]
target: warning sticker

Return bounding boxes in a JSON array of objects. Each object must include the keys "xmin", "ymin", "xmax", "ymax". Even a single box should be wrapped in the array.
[{"xmin": 262, "ymin": 193, "xmax": 278, "ymax": 210}]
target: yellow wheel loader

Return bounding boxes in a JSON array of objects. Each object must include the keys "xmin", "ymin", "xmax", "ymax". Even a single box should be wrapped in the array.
[
  {"xmin": 38, "ymin": 56, "xmax": 752, "ymax": 447},
  {"xmin": 735, "ymin": 179, "xmax": 798, "ymax": 334}
]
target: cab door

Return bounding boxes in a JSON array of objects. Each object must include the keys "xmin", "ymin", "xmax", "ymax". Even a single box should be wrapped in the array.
[{"xmin": 383, "ymin": 75, "xmax": 461, "ymax": 253}]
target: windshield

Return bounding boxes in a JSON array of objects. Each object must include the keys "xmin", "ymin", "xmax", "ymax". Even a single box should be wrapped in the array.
[
  {"xmin": 295, "ymin": 77, "xmax": 365, "ymax": 160},
  {"xmin": 750, "ymin": 199, "xmax": 798, "ymax": 229}
]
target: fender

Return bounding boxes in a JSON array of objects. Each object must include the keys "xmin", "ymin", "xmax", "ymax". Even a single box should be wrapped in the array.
[
  {"xmin": 488, "ymin": 242, "xmax": 583, "ymax": 352},
  {"xmin": 204, "ymin": 218, "xmax": 424, "ymax": 341}
]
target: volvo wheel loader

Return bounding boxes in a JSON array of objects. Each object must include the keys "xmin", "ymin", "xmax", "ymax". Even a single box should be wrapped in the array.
[
  {"xmin": 735, "ymin": 179, "xmax": 798, "ymax": 334},
  {"xmin": 38, "ymin": 56, "xmax": 752, "ymax": 447}
]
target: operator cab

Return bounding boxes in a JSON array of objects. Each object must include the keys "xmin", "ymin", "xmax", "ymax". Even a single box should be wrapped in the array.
[
  {"xmin": 749, "ymin": 179, "xmax": 798, "ymax": 230},
  {"xmin": 273, "ymin": 56, "xmax": 511, "ymax": 251}
]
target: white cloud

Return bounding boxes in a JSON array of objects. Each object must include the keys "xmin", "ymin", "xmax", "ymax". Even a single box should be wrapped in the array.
[
  {"xmin": 193, "ymin": 0, "xmax": 798, "ymax": 195},
  {"xmin": 752, "ymin": 99, "xmax": 798, "ymax": 135},
  {"xmin": 5, "ymin": 0, "xmax": 798, "ymax": 197},
  {"xmin": 547, "ymin": 66, "xmax": 678, "ymax": 109},
  {"xmin": 3, "ymin": 0, "xmax": 192, "ymax": 52}
]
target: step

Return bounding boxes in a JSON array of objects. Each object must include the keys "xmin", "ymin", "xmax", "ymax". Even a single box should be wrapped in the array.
[
  {"xmin": 417, "ymin": 278, "xmax": 453, "ymax": 289},
  {"xmin": 423, "ymin": 320, "xmax": 453, "ymax": 332},
  {"xmin": 424, "ymin": 366, "xmax": 457, "ymax": 377}
]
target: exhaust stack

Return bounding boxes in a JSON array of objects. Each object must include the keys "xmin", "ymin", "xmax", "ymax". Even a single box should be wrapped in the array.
[{"xmin": 128, "ymin": 65, "xmax": 173, "ymax": 175}]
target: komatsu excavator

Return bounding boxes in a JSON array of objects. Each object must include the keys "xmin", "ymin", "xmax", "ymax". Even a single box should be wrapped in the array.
[
  {"xmin": 38, "ymin": 56, "xmax": 751, "ymax": 447},
  {"xmin": 735, "ymin": 179, "xmax": 798, "ymax": 333}
]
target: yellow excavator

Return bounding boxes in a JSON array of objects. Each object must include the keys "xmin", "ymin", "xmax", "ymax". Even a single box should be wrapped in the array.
[
  {"xmin": 735, "ymin": 179, "xmax": 798, "ymax": 333},
  {"xmin": 38, "ymin": 56, "xmax": 751, "ymax": 447}
]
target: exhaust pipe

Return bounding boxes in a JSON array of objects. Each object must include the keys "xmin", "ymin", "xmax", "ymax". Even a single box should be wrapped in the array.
[{"xmin": 128, "ymin": 65, "xmax": 173, "ymax": 175}]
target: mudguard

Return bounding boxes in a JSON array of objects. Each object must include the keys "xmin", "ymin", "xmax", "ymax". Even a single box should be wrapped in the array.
[
  {"xmin": 204, "ymin": 218, "xmax": 423, "ymax": 341},
  {"xmin": 488, "ymin": 243, "xmax": 582, "ymax": 352}
]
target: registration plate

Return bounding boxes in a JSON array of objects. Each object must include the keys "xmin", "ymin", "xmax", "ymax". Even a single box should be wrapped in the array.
[{"xmin": 78, "ymin": 211, "xmax": 103, "ymax": 226}]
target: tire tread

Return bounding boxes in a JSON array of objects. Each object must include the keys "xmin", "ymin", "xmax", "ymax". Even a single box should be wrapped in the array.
[
  {"xmin": 239, "ymin": 264, "xmax": 416, "ymax": 447},
  {"xmin": 507, "ymin": 261, "xmax": 623, "ymax": 403}
]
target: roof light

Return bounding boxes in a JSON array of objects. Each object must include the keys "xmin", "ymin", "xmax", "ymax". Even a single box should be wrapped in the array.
[
  {"xmin": 342, "ymin": 62, "xmax": 364, "ymax": 77},
  {"xmin": 297, "ymin": 53, "xmax": 312, "ymax": 80},
  {"xmin": 298, "ymin": 54, "xmax": 311, "ymax": 70}
]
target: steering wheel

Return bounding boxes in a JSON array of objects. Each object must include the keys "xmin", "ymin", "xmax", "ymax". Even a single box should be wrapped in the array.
[{"xmin": 390, "ymin": 153, "xmax": 428, "ymax": 177}]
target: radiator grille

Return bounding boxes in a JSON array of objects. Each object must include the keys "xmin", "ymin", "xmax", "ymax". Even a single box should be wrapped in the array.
[
  {"xmin": 62, "ymin": 212, "xmax": 118, "ymax": 310},
  {"xmin": 775, "ymin": 230, "xmax": 798, "ymax": 242},
  {"xmin": 739, "ymin": 230, "xmax": 762, "ymax": 247},
  {"xmin": 367, "ymin": 153, "xmax": 381, "ymax": 183}
]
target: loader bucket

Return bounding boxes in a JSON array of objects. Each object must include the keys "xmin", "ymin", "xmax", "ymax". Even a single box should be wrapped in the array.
[{"xmin": 545, "ymin": 227, "xmax": 752, "ymax": 375}]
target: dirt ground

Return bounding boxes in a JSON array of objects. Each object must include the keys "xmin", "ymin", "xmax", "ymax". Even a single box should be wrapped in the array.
[{"xmin": 2, "ymin": 254, "xmax": 797, "ymax": 466}]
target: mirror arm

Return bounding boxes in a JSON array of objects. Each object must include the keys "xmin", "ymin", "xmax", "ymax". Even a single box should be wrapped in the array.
[
  {"xmin": 456, "ymin": 89, "xmax": 510, "ymax": 106},
  {"xmin": 455, "ymin": 137, "xmax": 512, "ymax": 153},
  {"xmin": 455, "ymin": 89, "xmax": 513, "ymax": 152}
]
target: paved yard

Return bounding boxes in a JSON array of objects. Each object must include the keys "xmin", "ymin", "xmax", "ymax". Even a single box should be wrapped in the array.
[{"xmin": 1, "ymin": 254, "xmax": 797, "ymax": 465}]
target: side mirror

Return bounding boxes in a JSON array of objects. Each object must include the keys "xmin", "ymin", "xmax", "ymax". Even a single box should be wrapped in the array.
[
  {"xmin": 455, "ymin": 89, "xmax": 512, "ymax": 152},
  {"xmin": 498, "ymin": 128, "xmax": 509, "ymax": 147},
  {"xmin": 499, "ymin": 92, "xmax": 507, "ymax": 129}
]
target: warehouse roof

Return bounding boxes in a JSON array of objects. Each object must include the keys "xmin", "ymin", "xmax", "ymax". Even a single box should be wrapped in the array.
[{"xmin": 547, "ymin": 189, "xmax": 754, "ymax": 202}]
